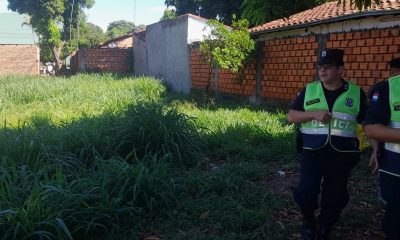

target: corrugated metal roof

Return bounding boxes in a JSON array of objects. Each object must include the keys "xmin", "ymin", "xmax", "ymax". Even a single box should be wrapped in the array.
[
  {"xmin": 0, "ymin": 13, "xmax": 38, "ymax": 44},
  {"xmin": 250, "ymin": 0, "xmax": 400, "ymax": 34}
]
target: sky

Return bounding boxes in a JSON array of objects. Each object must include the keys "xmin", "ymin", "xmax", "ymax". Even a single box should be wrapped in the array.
[{"xmin": 0, "ymin": 0, "xmax": 168, "ymax": 32}]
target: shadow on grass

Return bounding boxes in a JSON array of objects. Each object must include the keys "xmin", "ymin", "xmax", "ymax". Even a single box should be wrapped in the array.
[{"xmin": 0, "ymin": 98, "xmax": 309, "ymax": 240}]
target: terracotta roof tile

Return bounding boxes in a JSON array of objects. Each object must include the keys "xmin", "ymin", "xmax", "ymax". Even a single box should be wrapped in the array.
[{"xmin": 250, "ymin": 0, "xmax": 400, "ymax": 33}]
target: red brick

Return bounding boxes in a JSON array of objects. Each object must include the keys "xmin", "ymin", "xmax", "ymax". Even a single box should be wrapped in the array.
[
  {"xmin": 361, "ymin": 47, "xmax": 370, "ymax": 54},
  {"xmin": 389, "ymin": 45, "xmax": 399, "ymax": 53},
  {"xmin": 366, "ymin": 39, "xmax": 375, "ymax": 46},
  {"xmin": 384, "ymin": 38, "xmax": 394, "ymax": 45}
]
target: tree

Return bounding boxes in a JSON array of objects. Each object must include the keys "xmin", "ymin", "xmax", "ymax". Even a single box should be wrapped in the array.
[
  {"xmin": 135, "ymin": 24, "xmax": 146, "ymax": 32},
  {"xmin": 165, "ymin": 0, "xmax": 242, "ymax": 24},
  {"xmin": 160, "ymin": 9, "xmax": 176, "ymax": 21},
  {"xmin": 339, "ymin": 0, "xmax": 380, "ymax": 9},
  {"xmin": 106, "ymin": 20, "xmax": 135, "ymax": 39},
  {"xmin": 242, "ymin": 0, "xmax": 381, "ymax": 26},
  {"xmin": 166, "ymin": 0, "xmax": 382, "ymax": 26},
  {"xmin": 200, "ymin": 17, "xmax": 255, "ymax": 93},
  {"xmin": 7, "ymin": 0, "xmax": 95, "ymax": 69},
  {"xmin": 78, "ymin": 22, "xmax": 106, "ymax": 47},
  {"xmin": 242, "ymin": 0, "xmax": 329, "ymax": 26}
]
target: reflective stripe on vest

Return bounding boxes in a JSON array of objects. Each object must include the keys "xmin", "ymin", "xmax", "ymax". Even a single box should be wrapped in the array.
[
  {"xmin": 301, "ymin": 81, "xmax": 360, "ymax": 151},
  {"xmin": 330, "ymin": 111, "xmax": 358, "ymax": 138},
  {"xmin": 384, "ymin": 122, "xmax": 400, "ymax": 153}
]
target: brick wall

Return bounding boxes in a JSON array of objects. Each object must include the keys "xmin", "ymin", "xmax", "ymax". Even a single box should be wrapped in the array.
[
  {"xmin": 190, "ymin": 47, "xmax": 257, "ymax": 96},
  {"xmin": 263, "ymin": 35, "xmax": 317, "ymax": 100},
  {"xmin": 71, "ymin": 48, "xmax": 133, "ymax": 73},
  {"xmin": 327, "ymin": 29, "xmax": 400, "ymax": 93},
  {"xmin": 190, "ymin": 47, "xmax": 215, "ymax": 89},
  {"xmin": 190, "ymin": 28, "xmax": 400, "ymax": 101},
  {"xmin": 0, "ymin": 45, "xmax": 39, "ymax": 76}
]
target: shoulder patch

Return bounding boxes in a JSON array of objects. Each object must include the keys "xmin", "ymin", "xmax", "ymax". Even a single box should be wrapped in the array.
[
  {"xmin": 345, "ymin": 98, "xmax": 354, "ymax": 107},
  {"xmin": 372, "ymin": 93, "xmax": 379, "ymax": 102},
  {"xmin": 394, "ymin": 104, "xmax": 400, "ymax": 111}
]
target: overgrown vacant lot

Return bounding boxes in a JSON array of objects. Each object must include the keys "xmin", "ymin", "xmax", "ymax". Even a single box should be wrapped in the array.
[{"xmin": 0, "ymin": 74, "xmax": 384, "ymax": 239}]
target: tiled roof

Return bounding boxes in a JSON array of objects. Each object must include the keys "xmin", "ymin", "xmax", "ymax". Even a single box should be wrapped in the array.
[
  {"xmin": 133, "ymin": 30, "xmax": 146, "ymax": 41},
  {"xmin": 99, "ymin": 33, "xmax": 132, "ymax": 47},
  {"xmin": 250, "ymin": 0, "xmax": 400, "ymax": 34}
]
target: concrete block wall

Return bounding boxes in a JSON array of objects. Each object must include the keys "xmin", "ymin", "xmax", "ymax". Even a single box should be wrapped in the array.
[{"xmin": 0, "ymin": 45, "xmax": 39, "ymax": 75}]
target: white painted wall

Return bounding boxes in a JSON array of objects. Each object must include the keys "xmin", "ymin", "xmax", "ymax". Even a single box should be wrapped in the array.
[
  {"xmin": 133, "ymin": 14, "xmax": 210, "ymax": 94},
  {"xmin": 133, "ymin": 35, "xmax": 148, "ymax": 76}
]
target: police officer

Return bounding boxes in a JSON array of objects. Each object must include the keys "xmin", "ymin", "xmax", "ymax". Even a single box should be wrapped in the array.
[
  {"xmin": 365, "ymin": 58, "xmax": 400, "ymax": 240},
  {"xmin": 288, "ymin": 49, "xmax": 367, "ymax": 240}
]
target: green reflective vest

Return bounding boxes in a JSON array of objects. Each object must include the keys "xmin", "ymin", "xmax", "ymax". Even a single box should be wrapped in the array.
[
  {"xmin": 301, "ymin": 81, "xmax": 360, "ymax": 152},
  {"xmin": 382, "ymin": 75, "xmax": 400, "ymax": 176}
]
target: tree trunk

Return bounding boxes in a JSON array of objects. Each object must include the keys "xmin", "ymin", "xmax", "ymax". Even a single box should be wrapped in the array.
[{"xmin": 52, "ymin": 42, "xmax": 64, "ymax": 70}]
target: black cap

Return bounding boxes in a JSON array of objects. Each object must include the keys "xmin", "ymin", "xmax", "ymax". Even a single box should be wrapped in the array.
[
  {"xmin": 389, "ymin": 58, "xmax": 400, "ymax": 69},
  {"xmin": 318, "ymin": 49, "xmax": 344, "ymax": 66}
]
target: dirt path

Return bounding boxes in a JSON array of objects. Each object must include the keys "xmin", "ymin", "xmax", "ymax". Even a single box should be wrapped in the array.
[{"xmin": 262, "ymin": 171, "xmax": 386, "ymax": 240}]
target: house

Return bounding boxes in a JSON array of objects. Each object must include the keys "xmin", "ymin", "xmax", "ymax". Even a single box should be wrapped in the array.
[
  {"xmin": 190, "ymin": 0, "xmax": 400, "ymax": 102},
  {"xmin": 99, "ymin": 33, "xmax": 133, "ymax": 48},
  {"xmin": 0, "ymin": 13, "xmax": 39, "ymax": 76},
  {"xmin": 133, "ymin": 14, "xmax": 212, "ymax": 94}
]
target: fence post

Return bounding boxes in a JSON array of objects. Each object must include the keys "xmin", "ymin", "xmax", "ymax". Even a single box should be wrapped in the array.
[
  {"xmin": 214, "ymin": 65, "xmax": 220, "ymax": 97},
  {"xmin": 255, "ymin": 41, "xmax": 264, "ymax": 104}
]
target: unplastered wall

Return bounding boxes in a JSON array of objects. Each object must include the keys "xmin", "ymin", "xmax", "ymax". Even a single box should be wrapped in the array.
[
  {"xmin": 190, "ymin": 17, "xmax": 400, "ymax": 101},
  {"xmin": 0, "ymin": 45, "xmax": 39, "ymax": 76}
]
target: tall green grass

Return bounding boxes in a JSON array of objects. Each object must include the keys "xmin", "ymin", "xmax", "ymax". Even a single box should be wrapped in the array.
[
  {"xmin": 0, "ymin": 74, "xmax": 165, "ymax": 125},
  {"xmin": 0, "ymin": 74, "xmax": 341, "ymax": 240}
]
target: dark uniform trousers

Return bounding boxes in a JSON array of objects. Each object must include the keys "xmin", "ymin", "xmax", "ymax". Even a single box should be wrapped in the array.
[
  {"xmin": 380, "ymin": 172, "xmax": 400, "ymax": 240},
  {"xmin": 293, "ymin": 147, "xmax": 359, "ymax": 226}
]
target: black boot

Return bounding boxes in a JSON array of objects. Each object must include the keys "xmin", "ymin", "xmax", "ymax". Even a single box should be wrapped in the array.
[
  {"xmin": 301, "ymin": 220, "xmax": 316, "ymax": 240},
  {"xmin": 316, "ymin": 224, "xmax": 332, "ymax": 240},
  {"xmin": 301, "ymin": 211, "xmax": 316, "ymax": 240}
]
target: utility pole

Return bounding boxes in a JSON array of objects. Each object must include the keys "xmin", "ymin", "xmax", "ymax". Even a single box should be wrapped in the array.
[
  {"xmin": 133, "ymin": 0, "xmax": 137, "ymax": 26},
  {"xmin": 69, "ymin": 0, "xmax": 75, "ymax": 41}
]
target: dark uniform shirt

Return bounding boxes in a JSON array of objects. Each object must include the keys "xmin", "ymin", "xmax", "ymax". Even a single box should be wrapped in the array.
[{"xmin": 290, "ymin": 80, "xmax": 368, "ymax": 152}]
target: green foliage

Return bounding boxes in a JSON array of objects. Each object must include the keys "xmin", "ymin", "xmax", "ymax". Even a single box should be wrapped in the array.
[
  {"xmin": 165, "ymin": 0, "xmax": 242, "ymax": 24},
  {"xmin": 160, "ymin": 9, "xmax": 177, "ymax": 21},
  {"xmin": 241, "ymin": 0, "xmax": 329, "ymax": 26},
  {"xmin": 166, "ymin": 0, "xmax": 381, "ymax": 26},
  {"xmin": 0, "ymin": 74, "xmax": 381, "ymax": 239},
  {"xmin": 78, "ymin": 22, "xmax": 106, "ymax": 47},
  {"xmin": 106, "ymin": 20, "xmax": 135, "ymax": 39},
  {"xmin": 200, "ymin": 17, "xmax": 255, "ymax": 73},
  {"xmin": 7, "ymin": 0, "xmax": 95, "ymax": 66},
  {"xmin": 339, "ymin": 0, "xmax": 381, "ymax": 10}
]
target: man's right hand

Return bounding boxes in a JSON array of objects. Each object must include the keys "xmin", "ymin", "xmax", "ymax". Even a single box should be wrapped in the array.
[{"xmin": 312, "ymin": 110, "xmax": 332, "ymax": 123}]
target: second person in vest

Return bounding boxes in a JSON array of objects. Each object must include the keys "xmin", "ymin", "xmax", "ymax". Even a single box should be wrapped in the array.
[
  {"xmin": 288, "ymin": 49, "xmax": 368, "ymax": 240},
  {"xmin": 364, "ymin": 58, "xmax": 400, "ymax": 240}
]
